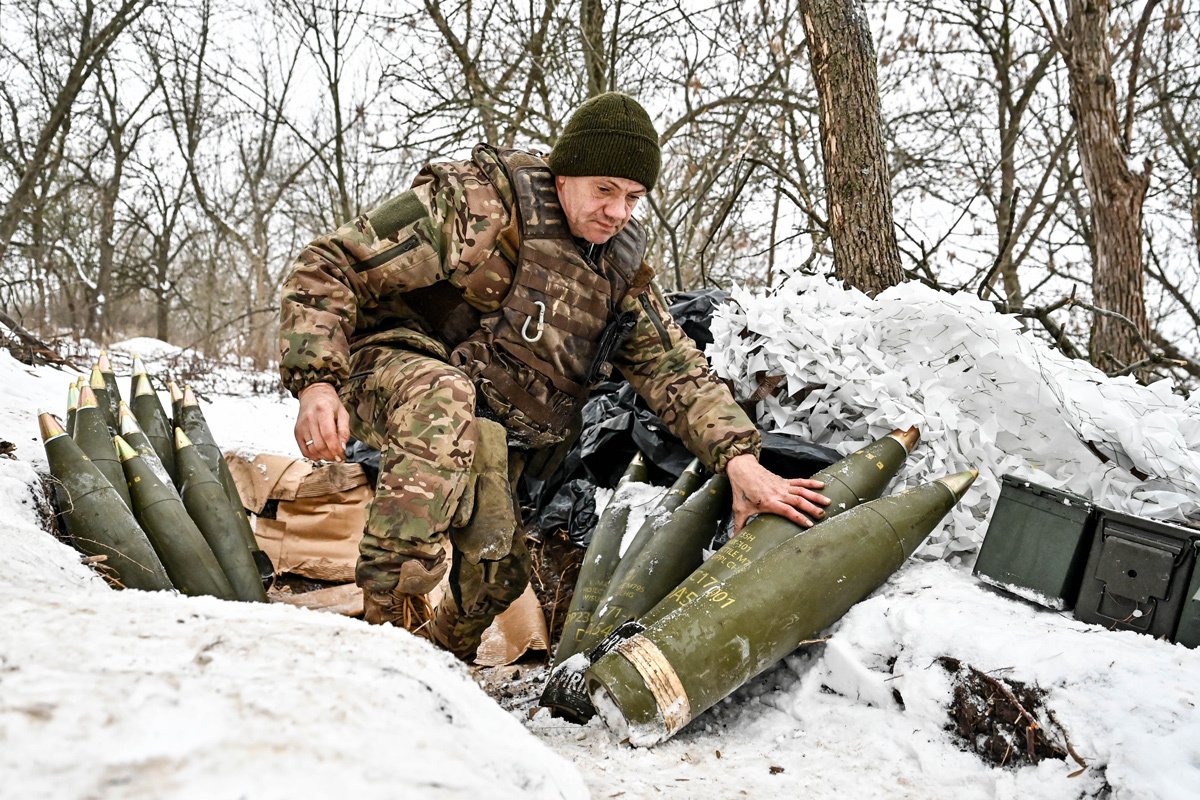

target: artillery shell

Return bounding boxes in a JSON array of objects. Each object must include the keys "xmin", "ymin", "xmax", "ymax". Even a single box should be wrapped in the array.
[
  {"xmin": 73, "ymin": 386, "xmax": 132, "ymax": 509},
  {"xmin": 175, "ymin": 429, "xmax": 268, "ymax": 603},
  {"xmin": 116, "ymin": 435, "xmax": 236, "ymax": 599},
  {"xmin": 39, "ymin": 412, "xmax": 171, "ymax": 591},
  {"xmin": 586, "ymin": 470, "xmax": 977, "ymax": 747}
]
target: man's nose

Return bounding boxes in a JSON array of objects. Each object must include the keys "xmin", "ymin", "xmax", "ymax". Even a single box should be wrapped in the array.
[{"xmin": 604, "ymin": 196, "xmax": 630, "ymax": 222}]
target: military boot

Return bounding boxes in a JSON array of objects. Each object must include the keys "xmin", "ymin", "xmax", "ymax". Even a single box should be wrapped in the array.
[
  {"xmin": 429, "ymin": 534, "xmax": 532, "ymax": 661},
  {"xmin": 360, "ymin": 539, "xmax": 448, "ymax": 636}
]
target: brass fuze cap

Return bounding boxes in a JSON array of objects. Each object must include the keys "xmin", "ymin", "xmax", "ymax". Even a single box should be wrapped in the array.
[
  {"xmin": 39, "ymin": 411, "xmax": 66, "ymax": 441},
  {"xmin": 888, "ymin": 426, "xmax": 921, "ymax": 454}
]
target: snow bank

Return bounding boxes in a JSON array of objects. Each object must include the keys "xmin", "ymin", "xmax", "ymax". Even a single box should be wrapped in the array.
[
  {"xmin": 0, "ymin": 357, "xmax": 586, "ymax": 800},
  {"xmin": 709, "ymin": 275, "xmax": 1200, "ymax": 559},
  {"xmin": 783, "ymin": 561, "xmax": 1200, "ymax": 800},
  {"xmin": 110, "ymin": 337, "xmax": 185, "ymax": 360}
]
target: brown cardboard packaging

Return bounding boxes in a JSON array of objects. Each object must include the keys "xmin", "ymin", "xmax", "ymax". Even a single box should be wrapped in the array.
[{"xmin": 225, "ymin": 452, "xmax": 548, "ymax": 665}]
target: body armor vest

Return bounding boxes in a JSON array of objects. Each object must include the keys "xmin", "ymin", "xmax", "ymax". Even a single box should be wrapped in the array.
[{"xmin": 447, "ymin": 147, "xmax": 651, "ymax": 449}]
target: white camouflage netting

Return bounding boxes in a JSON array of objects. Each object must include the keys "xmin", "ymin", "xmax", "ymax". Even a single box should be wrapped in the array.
[{"xmin": 708, "ymin": 275, "xmax": 1200, "ymax": 560}]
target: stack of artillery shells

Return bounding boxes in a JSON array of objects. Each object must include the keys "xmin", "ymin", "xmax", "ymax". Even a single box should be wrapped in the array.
[
  {"xmin": 585, "ymin": 469, "xmax": 977, "ymax": 747},
  {"xmin": 39, "ymin": 412, "xmax": 172, "ymax": 591},
  {"xmin": 40, "ymin": 352, "xmax": 270, "ymax": 602},
  {"xmin": 540, "ymin": 426, "xmax": 928, "ymax": 732}
]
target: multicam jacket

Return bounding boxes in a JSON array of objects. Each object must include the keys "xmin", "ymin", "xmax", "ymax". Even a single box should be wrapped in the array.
[{"xmin": 279, "ymin": 146, "xmax": 761, "ymax": 472}]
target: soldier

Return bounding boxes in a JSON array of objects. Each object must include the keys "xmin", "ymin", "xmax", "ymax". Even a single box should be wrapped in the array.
[{"xmin": 279, "ymin": 92, "xmax": 830, "ymax": 661}]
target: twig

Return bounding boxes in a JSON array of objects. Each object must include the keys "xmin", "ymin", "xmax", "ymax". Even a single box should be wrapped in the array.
[
  {"xmin": 978, "ymin": 671, "xmax": 1041, "ymax": 762},
  {"xmin": 0, "ymin": 309, "xmax": 80, "ymax": 369},
  {"xmin": 1046, "ymin": 707, "xmax": 1089, "ymax": 771},
  {"xmin": 1069, "ymin": 299, "xmax": 1157, "ymax": 362}
]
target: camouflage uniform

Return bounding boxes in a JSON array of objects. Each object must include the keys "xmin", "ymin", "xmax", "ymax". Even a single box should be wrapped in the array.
[{"xmin": 279, "ymin": 146, "xmax": 761, "ymax": 658}]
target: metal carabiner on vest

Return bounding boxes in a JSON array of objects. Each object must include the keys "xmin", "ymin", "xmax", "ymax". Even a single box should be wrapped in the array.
[{"xmin": 522, "ymin": 300, "xmax": 547, "ymax": 343}]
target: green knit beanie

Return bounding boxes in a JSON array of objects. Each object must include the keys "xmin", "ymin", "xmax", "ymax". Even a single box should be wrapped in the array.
[{"xmin": 548, "ymin": 92, "xmax": 661, "ymax": 191}]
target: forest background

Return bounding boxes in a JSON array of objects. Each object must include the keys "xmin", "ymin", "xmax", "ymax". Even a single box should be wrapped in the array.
[{"xmin": 2, "ymin": 0, "xmax": 1198, "ymax": 390}]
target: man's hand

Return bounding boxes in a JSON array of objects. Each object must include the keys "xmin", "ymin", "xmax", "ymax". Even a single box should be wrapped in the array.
[
  {"xmin": 295, "ymin": 382, "xmax": 350, "ymax": 462},
  {"xmin": 725, "ymin": 453, "xmax": 830, "ymax": 533}
]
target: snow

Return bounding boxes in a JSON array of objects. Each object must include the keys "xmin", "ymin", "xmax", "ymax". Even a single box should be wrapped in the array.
[
  {"xmin": 0, "ymin": 345, "xmax": 585, "ymax": 800},
  {"xmin": 3, "ymin": 289, "xmax": 1200, "ymax": 800}
]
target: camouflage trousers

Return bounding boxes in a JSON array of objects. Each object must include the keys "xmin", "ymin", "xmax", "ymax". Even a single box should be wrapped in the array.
[{"xmin": 340, "ymin": 344, "xmax": 531, "ymax": 660}]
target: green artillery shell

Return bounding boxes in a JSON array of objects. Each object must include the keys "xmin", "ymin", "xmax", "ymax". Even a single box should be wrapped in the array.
[
  {"xmin": 639, "ymin": 427, "xmax": 920, "ymax": 629},
  {"xmin": 576, "ymin": 460, "xmax": 707, "ymax": 653},
  {"xmin": 542, "ymin": 455, "xmax": 650, "ymax": 720},
  {"xmin": 176, "ymin": 389, "xmax": 260, "ymax": 555},
  {"xmin": 66, "ymin": 379, "xmax": 80, "ymax": 438},
  {"xmin": 168, "ymin": 380, "xmax": 184, "ymax": 425},
  {"xmin": 98, "ymin": 350, "xmax": 123, "ymax": 423},
  {"xmin": 131, "ymin": 372, "xmax": 177, "ymax": 485},
  {"xmin": 818, "ymin": 426, "xmax": 919, "ymax": 514},
  {"xmin": 128, "ymin": 355, "xmax": 149, "ymax": 400},
  {"xmin": 177, "ymin": 387, "xmax": 224, "ymax": 480},
  {"xmin": 118, "ymin": 402, "xmax": 178, "ymax": 499},
  {"xmin": 116, "ymin": 436, "xmax": 236, "ymax": 599},
  {"xmin": 40, "ymin": 413, "xmax": 172, "ymax": 591},
  {"xmin": 586, "ymin": 470, "xmax": 978, "ymax": 747},
  {"xmin": 175, "ymin": 429, "xmax": 268, "ymax": 603},
  {"xmin": 554, "ymin": 453, "xmax": 651, "ymax": 666},
  {"xmin": 586, "ymin": 473, "xmax": 731, "ymax": 646},
  {"xmin": 88, "ymin": 365, "xmax": 118, "ymax": 432},
  {"xmin": 73, "ymin": 386, "xmax": 132, "ymax": 510},
  {"xmin": 543, "ymin": 471, "xmax": 731, "ymax": 723}
]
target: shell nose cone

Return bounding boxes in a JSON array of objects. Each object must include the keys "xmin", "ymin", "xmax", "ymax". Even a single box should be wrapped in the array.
[
  {"xmin": 887, "ymin": 426, "xmax": 921, "ymax": 453},
  {"xmin": 113, "ymin": 435, "xmax": 139, "ymax": 461},
  {"xmin": 78, "ymin": 384, "xmax": 99, "ymax": 407},
  {"xmin": 937, "ymin": 469, "xmax": 979, "ymax": 501},
  {"xmin": 39, "ymin": 411, "xmax": 66, "ymax": 441}
]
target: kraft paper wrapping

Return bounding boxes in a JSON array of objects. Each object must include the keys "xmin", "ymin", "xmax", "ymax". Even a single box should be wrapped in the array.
[{"xmin": 226, "ymin": 451, "xmax": 549, "ymax": 665}]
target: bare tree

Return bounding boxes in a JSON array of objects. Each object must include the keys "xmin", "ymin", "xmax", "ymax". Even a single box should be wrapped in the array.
[
  {"xmin": 82, "ymin": 56, "xmax": 158, "ymax": 340},
  {"xmin": 154, "ymin": 1, "xmax": 319, "ymax": 366},
  {"xmin": 123, "ymin": 153, "xmax": 195, "ymax": 342},
  {"xmin": 0, "ymin": 0, "xmax": 152, "ymax": 266},
  {"xmin": 276, "ymin": 0, "xmax": 370, "ymax": 225},
  {"xmin": 1044, "ymin": 0, "xmax": 1155, "ymax": 374},
  {"xmin": 799, "ymin": 0, "xmax": 903, "ymax": 295}
]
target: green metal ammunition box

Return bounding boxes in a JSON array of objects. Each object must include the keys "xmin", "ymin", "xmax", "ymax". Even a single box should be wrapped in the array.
[
  {"xmin": 1173, "ymin": 546, "xmax": 1200, "ymax": 648},
  {"xmin": 973, "ymin": 475, "xmax": 1097, "ymax": 609},
  {"xmin": 1073, "ymin": 510, "xmax": 1198, "ymax": 641}
]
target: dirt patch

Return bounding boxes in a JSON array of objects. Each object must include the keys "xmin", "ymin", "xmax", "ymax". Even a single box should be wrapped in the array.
[{"xmin": 938, "ymin": 656, "xmax": 1080, "ymax": 769}]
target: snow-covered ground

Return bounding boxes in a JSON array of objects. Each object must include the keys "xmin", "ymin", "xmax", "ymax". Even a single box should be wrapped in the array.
[{"xmin": 3, "ymin": 280, "xmax": 1200, "ymax": 799}]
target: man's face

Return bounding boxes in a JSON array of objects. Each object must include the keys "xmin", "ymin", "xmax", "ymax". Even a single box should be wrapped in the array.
[{"xmin": 555, "ymin": 175, "xmax": 647, "ymax": 244}]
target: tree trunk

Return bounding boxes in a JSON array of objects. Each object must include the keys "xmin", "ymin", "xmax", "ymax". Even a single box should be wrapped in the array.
[
  {"xmin": 799, "ymin": 0, "xmax": 903, "ymax": 296},
  {"xmin": 89, "ymin": 155, "xmax": 125, "ymax": 342},
  {"xmin": 1063, "ymin": 0, "xmax": 1152, "ymax": 374},
  {"xmin": 580, "ymin": 0, "xmax": 607, "ymax": 98}
]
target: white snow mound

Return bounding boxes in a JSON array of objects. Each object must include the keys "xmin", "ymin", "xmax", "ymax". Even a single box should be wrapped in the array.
[
  {"xmin": 709, "ymin": 275, "xmax": 1200, "ymax": 559},
  {"xmin": 0, "ymin": 460, "xmax": 586, "ymax": 799}
]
